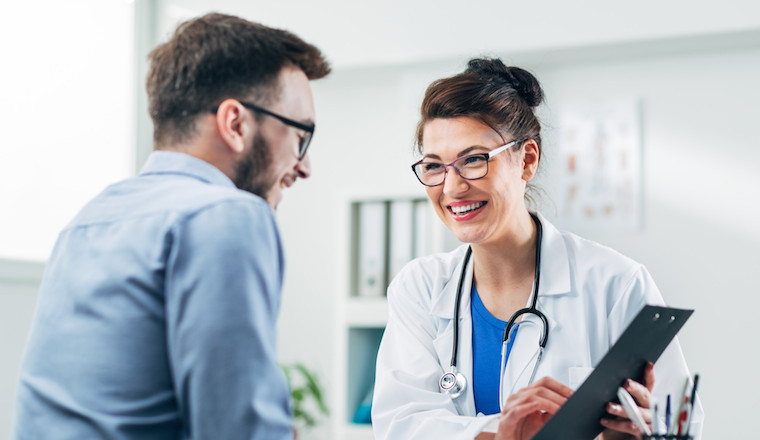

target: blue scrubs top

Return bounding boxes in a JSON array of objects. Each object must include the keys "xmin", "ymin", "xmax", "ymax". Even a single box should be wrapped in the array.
[{"xmin": 471, "ymin": 285, "xmax": 519, "ymax": 415}]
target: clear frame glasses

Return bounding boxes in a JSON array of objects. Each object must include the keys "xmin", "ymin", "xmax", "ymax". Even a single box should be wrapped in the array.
[
  {"xmin": 210, "ymin": 100, "xmax": 315, "ymax": 160},
  {"xmin": 411, "ymin": 138, "xmax": 527, "ymax": 186}
]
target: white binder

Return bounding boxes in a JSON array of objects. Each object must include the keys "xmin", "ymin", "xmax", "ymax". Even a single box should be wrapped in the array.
[
  {"xmin": 357, "ymin": 202, "xmax": 387, "ymax": 297},
  {"xmin": 413, "ymin": 199, "xmax": 433, "ymax": 258},
  {"xmin": 388, "ymin": 200, "xmax": 414, "ymax": 282}
]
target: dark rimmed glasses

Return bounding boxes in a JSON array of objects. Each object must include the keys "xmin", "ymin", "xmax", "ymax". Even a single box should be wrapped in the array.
[
  {"xmin": 210, "ymin": 101, "xmax": 315, "ymax": 160},
  {"xmin": 411, "ymin": 139, "xmax": 527, "ymax": 186}
]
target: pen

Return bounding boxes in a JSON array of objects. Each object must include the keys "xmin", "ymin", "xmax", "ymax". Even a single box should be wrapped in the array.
[
  {"xmin": 665, "ymin": 394, "xmax": 671, "ymax": 433},
  {"xmin": 652, "ymin": 402, "xmax": 661, "ymax": 435},
  {"xmin": 685, "ymin": 374, "xmax": 700, "ymax": 435},
  {"xmin": 617, "ymin": 387, "xmax": 652, "ymax": 436},
  {"xmin": 669, "ymin": 377, "xmax": 690, "ymax": 435},
  {"xmin": 677, "ymin": 401, "xmax": 691, "ymax": 435}
]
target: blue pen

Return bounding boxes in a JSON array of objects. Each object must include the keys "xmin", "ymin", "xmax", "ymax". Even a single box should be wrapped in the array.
[{"xmin": 665, "ymin": 394, "xmax": 671, "ymax": 433}]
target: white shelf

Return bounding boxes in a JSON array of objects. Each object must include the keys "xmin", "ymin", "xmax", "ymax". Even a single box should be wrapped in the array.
[
  {"xmin": 334, "ymin": 194, "xmax": 458, "ymax": 440},
  {"xmin": 345, "ymin": 297, "xmax": 388, "ymax": 327},
  {"xmin": 0, "ymin": 258, "xmax": 46, "ymax": 284},
  {"xmin": 338, "ymin": 423, "xmax": 374, "ymax": 440}
]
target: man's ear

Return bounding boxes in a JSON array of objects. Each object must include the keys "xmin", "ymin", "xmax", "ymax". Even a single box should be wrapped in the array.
[
  {"xmin": 521, "ymin": 139, "xmax": 540, "ymax": 182},
  {"xmin": 215, "ymin": 99, "xmax": 252, "ymax": 154}
]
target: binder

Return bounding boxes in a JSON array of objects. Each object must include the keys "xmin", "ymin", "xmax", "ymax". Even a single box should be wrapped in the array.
[
  {"xmin": 388, "ymin": 200, "xmax": 414, "ymax": 282},
  {"xmin": 412, "ymin": 199, "xmax": 432, "ymax": 258},
  {"xmin": 357, "ymin": 202, "xmax": 387, "ymax": 297}
]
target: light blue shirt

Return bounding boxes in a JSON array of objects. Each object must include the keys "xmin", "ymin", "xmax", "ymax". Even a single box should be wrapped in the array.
[{"xmin": 13, "ymin": 151, "xmax": 292, "ymax": 440}]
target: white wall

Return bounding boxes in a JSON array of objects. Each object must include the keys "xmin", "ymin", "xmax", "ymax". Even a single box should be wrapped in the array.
[
  {"xmin": 0, "ymin": 1, "xmax": 135, "ymax": 262},
  {"xmin": 536, "ymin": 45, "xmax": 760, "ymax": 436},
  {"xmin": 166, "ymin": 0, "xmax": 760, "ymax": 68},
  {"xmin": 275, "ymin": 38, "xmax": 760, "ymax": 439}
]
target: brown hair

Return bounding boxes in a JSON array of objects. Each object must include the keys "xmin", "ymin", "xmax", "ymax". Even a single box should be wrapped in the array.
[
  {"xmin": 146, "ymin": 13, "xmax": 331, "ymax": 147},
  {"xmin": 415, "ymin": 58, "xmax": 545, "ymax": 203},
  {"xmin": 415, "ymin": 58, "xmax": 543, "ymax": 154}
]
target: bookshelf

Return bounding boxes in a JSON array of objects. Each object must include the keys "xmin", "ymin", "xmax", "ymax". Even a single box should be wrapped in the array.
[{"xmin": 332, "ymin": 193, "xmax": 460, "ymax": 440}]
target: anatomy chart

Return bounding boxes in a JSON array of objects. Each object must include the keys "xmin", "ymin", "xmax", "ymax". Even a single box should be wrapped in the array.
[{"xmin": 555, "ymin": 99, "xmax": 642, "ymax": 232}]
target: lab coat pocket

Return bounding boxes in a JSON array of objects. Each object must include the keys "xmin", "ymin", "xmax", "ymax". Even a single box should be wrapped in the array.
[{"xmin": 568, "ymin": 366, "xmax": 594, "ymax": 390}]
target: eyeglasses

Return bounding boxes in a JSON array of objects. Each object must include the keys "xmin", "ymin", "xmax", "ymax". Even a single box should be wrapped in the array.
[
  {"xmin": 411, "ymin": 139, "xmax": 527, "ymax": 186},
  {"xmin": 210, "ymin": 100, "xmax": 315, "ymax": 160}
]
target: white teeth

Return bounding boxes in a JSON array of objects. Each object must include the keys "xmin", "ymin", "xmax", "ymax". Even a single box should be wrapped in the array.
[{"xmin": 451, "ymin": 202, "xmax": 485, "ymax": 214}]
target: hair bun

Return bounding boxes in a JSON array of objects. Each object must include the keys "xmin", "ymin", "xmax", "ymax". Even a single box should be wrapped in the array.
[
  {"xmin": 465, "ymin": 58, "xmax": 543, "ymax": 108},
  {"xmin": 504, "ymin": 66, "xmax": 543, "ymax": 107}
]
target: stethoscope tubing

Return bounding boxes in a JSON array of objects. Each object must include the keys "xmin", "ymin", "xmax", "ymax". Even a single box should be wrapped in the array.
[
  {"xmin": 444, "ymin": 212, "xmax": 549, "ymax": 407},
  {"xmin": 450, "ymin": 245, "xmax": 473, "ymax": 368}
]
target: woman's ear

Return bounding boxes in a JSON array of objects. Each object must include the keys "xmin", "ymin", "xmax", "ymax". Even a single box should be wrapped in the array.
[
  {"xmin": 521, "ymin": 139, "xmax": 540, "ymax": 182},
  {"xmin": 215, "ymin": 99, "xmax": 252, "ymax": 154}
]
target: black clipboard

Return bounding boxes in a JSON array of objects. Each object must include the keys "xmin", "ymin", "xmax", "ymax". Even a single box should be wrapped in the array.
[{"xmin": 531, "ymin": 305, "xmax": 693, "ymax": 440}]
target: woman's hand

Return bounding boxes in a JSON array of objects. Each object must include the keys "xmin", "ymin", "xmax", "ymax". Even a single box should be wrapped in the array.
[
  {"xmin": 599, "ymin": 362, "xmax": 655, "ymax": 440},
  {"xmin": 493, "ymin": 376, "xmax": 573, "ymax": 440}
]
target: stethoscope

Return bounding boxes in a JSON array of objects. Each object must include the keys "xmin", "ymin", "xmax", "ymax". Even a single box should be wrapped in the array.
[{"xmin": 438, "ymin": 212, "xmax": 549, "ymax": 411}]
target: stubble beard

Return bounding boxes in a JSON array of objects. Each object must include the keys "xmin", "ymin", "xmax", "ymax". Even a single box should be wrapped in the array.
[{"xmin": 233, "ymin": 131, "xmax": 274, "ymax": 202}]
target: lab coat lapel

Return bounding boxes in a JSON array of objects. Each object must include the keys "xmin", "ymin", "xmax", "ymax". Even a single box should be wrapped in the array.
[
  {"xmin": 430, "ymin": 246, "xmax": 478, "ymax": 416},
  {"xmin": 501, "ymin": 213, "xmax": 569, "ymax": 398},
  {"xmin": 534, "ymin": 212, "xmax": 571, "ymax": 296},
  {"xmin": 500, "ymin": 310, "xmax": 560, "ymax": 397},
  {"xmin": 456, "ymin": 271, "xmax": 477, "ymax": 416},
  {"xmin": 429, "ymin": 214, "xmax": 573, "ymax": 412}
]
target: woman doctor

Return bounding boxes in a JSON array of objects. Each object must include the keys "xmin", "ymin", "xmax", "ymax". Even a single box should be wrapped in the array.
[{"xmin": 371, "ymin": 58, "xmax": 702, "ymax": 440}]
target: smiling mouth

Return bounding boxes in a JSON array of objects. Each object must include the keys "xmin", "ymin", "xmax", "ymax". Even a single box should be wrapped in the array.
[
  {"xmin": 280, "ymin": 177, "xmax": 295, "ymax": 190},
  {"xmin": 448, "ymin": 201, "xmax": 486, "ymax": 215}
]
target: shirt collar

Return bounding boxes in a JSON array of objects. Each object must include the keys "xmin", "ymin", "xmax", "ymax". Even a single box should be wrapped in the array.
[{"xmin": 139, "ymin": 150, "xmax": 236, "ymax": 189}]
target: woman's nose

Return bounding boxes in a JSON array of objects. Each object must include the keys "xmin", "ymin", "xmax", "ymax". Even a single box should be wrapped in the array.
[{"xmin": 442, "ymin": 166, "xmax": 467, "ymax": 195}]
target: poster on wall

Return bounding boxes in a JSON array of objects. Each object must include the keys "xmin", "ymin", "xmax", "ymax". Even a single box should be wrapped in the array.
[{"xmin": 555, "ymin": 99, "xmax": 643, "ymax": 232}]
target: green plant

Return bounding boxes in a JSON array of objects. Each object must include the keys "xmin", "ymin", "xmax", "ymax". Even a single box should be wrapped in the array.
[{"xmin": 281, "ymin": 362, "xmax": 330, "ymax": 431}]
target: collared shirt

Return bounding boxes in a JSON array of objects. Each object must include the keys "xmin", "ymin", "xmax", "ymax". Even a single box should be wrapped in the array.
[{"xmin": 13, "ymin": 151, "xmax": 292, "ymax": 440}]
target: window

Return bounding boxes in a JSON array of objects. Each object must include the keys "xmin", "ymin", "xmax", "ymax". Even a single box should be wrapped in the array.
[{"xmin": 0, "ymin": 1, "xmax": 135, "ymax": 261}]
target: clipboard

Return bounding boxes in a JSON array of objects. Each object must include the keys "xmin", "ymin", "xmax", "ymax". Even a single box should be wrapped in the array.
[{"xmin": 531, "ymin": 305, "xmax": 693, "ymax": 440}]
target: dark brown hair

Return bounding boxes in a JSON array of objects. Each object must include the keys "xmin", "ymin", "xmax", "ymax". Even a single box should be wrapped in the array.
[
  {"xmin": 415, "ymin": 58, "xmax": 545, "ymax": 203},
  {"xmin": 415, "ymin": 58, "xmax": 543, "ymax": 157},
  {"xmin": 146, "ymin": 13, "xmax": 331, "ymax": 147}
]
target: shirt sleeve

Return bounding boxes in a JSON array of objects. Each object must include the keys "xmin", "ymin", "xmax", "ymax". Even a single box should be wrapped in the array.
[{"xmin": 164, "ymin": 198, "xmax": 291, "ymax": 440}]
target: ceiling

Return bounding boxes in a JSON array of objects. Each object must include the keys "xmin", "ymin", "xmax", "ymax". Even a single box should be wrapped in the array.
[{"xmin": 154, "ymin": 0, "xmax": 760, "ymax": 69}]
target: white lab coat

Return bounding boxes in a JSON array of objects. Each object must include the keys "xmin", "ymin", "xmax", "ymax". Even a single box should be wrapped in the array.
[{"xmin": 372, "ymin": 213, "xmax": 703, "ymax": 440}]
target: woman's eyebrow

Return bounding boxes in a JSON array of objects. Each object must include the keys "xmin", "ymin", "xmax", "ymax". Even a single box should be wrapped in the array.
[
  {"xmin": 422, "ymin": 153, "xmax": 442, "ymax": 160},
  {"xmin": 457, "ymin": 146, "xmax": 489, "ymax": 157},
  {"xmin": 422, "ymin": 145, "xmax": 490, "ymax": 160}
]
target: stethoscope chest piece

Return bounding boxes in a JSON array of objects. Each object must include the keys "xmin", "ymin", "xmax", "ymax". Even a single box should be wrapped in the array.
[
  {"xmin": 439, "ymin": 369, "xmax": 467, "ymax": 399},
  {"xmin": 439, "ymin": 212, "xmax": 548, "ymax": 404}
]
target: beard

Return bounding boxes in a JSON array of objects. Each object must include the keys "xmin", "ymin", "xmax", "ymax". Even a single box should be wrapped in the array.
[{"xmin": 233, "ymin": 131, "xmax": 274, "ymax": 201}]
